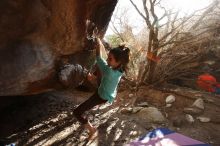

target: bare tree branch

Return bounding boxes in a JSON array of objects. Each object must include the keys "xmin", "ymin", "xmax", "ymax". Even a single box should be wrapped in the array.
[
  {"xmin": 189, "ymin": 0, "xmax": 219, "ymax": 30},
  {"xmin": 129, "ymin": 0, "xmax": 149, "ymax": 25},
  {"xmin": 143, "ymin": 0, "xmax": 151, "ymax": 27},
  {"xmin": 109, "ymin": 21, "xmax": 125, "ymax": 42},
  {"xmin": 150, "ymin": 0, "xmax": 158, "ymax": 26}
]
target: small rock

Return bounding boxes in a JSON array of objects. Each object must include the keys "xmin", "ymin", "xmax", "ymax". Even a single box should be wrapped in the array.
[
  {"xmin": 195, "ymin": 93, "xmax": 202, "ymax": 97},
  {"xmin": 120, "ymin": 107, "xmax": 133, "ymax": 114},
  {"xmin": 137, "ymin": 102, "xmax": 148, "ymax": 107},
  {"xmin": 183, "ymin": 107, "xmax": 203, "ymax": 115},
  {"xmin": 197, "ymin": 116, "xmax": 210, "ymax": 122},
  {"xmin": 165, "ymin": 95, "xmax": 176, "ymax": 104},
  {"xmin": 129, "ymin": 94, "xmax": 134, "ymax": 98},
  {"xmin": 166, "ymin": 104, "xmax": 172, "ymax": 108},
  {"xmin": 161, "ymin": 123, "xmax": 166, "ymax": 126},
  {"xmin": 185, "ymin": 114, "xmax": 194, "ymax": 124},
  {"xmin": 125, "ymin": 138, "xmax": 129, "ymax": 141},
  {"xmin": 209, "ymin": 141, "xmax": 214, "ymax": 144},
  {"xmin": 135, "ymin": 107, "xmax": 166, "ymax": 124},
  {"xmin": 192, "ymin": 98, "xmax": 204, "ymax": 110},
  {"xmin": 132, "ymin": 107, "xmax": 144, "ymax": 113},
  {"xmin": 151, "ymin": 125, "xmax": 157, "ymax": 129}
]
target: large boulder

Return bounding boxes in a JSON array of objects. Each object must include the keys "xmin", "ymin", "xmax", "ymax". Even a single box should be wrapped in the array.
[{"xmin": 0, "ymin": 0, "xmax": 118, "ymax": 96}]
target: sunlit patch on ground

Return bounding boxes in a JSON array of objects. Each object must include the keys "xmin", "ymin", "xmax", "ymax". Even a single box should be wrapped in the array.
[{"xmin": 0, "ymin": 88, "xmax": 219, "ymax": 145}]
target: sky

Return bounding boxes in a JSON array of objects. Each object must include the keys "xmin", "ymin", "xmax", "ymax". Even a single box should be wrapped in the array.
[{"xmin": 106, "ymin": 0, "xmax": 213, "ymax": 35}]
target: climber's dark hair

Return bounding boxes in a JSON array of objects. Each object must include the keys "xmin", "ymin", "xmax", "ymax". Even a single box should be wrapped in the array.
[{"xmin": 109, "ymin": 45, "xmax": 130, "ymax": 73}]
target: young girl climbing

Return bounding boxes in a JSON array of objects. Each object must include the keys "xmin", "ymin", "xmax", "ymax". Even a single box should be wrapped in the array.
[{"xmin": 73, "ymin": 38, "xmax": 130, "ymax": 139}]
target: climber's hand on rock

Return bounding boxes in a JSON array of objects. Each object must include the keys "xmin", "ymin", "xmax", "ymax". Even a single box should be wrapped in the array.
[{"xmin": 87, "ymin": 72, "xmax": 97, "ymax": 82}]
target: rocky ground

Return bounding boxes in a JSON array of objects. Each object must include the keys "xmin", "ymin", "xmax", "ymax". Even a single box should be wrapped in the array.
[{"xmin": 0, "ymin": 85, "xmax": 220, "ymax": 146}]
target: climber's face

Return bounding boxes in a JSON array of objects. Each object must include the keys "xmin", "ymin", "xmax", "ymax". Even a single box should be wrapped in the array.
[{"xmin": 107, "ymin": 53, "xmax": 120, "ymax": 69}]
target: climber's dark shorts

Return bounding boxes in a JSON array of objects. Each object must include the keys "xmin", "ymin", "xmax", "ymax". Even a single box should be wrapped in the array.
[{"xmin": 73, "ymin": 90, "xmax": 107, "ymax": 124}]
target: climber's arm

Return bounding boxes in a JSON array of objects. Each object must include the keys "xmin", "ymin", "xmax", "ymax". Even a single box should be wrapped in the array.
[{"xmin": 95, "ymin": 38, "xmax": 101, "ymax": 57}]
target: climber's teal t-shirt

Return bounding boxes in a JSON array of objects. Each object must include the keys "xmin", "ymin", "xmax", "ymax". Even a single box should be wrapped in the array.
[{"xmin": 96, "ymin": 56, "xmax": 122, "ymax": 103}]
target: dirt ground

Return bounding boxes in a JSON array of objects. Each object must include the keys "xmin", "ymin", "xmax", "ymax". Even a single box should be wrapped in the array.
[{"xmin": 0, "ymin": 85, "xmax": 219, "ymax": 146}]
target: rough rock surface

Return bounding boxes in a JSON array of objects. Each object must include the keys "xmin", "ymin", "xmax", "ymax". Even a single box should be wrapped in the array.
[
  {"xmin": 0, "ymin": 0, "xmax": 118, "ymax": 96},
  {"xmin": 135, "ymin": 107, "xmax": 166, "ymax": 124}
]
